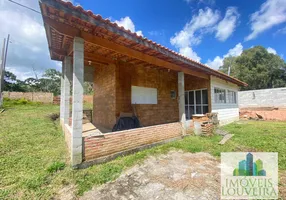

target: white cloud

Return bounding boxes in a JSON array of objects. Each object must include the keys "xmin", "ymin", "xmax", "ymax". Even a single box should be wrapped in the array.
[
  {"xmin": 170, "ymin": 7, "xmax": 240, "ymax": 61},
  {"xmin": 114, "ymin": 16, "xmax": 143, "ymax": 36},
  {"xmin": 171, "ymin": 8, "xmax": 220, "ymax": 47},
  {"xmin": 206, "ymin": 43, "xmax": 243, "ymax": 69},
  {"xmin": 267, "ymin": 47, "xmax": 277, "ymax": 54},
  {"xmin": 245, "ymin": 0, "xmax": 286, "ymax": 41},
  {"xmin": 179, "ymin": 47, "xmax": 201, "ymax": 62},
  {"xmin": 216, "ymin": 7, "xmax": 239, "ymax": 41},
  {"xmin": 0, "ymin": 0, "xmax": 60, "ymax": 81},
  {"xmin": 275, "ymin": 26, "xmax": 286, "ymax": 35},
  {"xmin": 170, "ymin": 8, "xmax": 220, "ymax": 61}
]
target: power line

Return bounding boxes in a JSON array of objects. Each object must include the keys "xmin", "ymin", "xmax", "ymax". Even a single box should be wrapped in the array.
[{"xmin": 7, "ymin": 0, "xmax": 41, "ymax": 14}]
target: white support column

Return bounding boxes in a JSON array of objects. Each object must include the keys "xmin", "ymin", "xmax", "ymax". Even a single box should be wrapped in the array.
[
  {"xmin": 178, "ymin": 72, "xmax": 186, "ymax": 135},
  {"xmin": 71, "ymin": 37, "xmax": 84, "ymax": 166},
  {"xmin": 60, "ymin": 61, "xmax": 65, "ymax": 125},
  {"xmin": 63, "ymin": 56, "xmax": 72, "ymax": 125}
]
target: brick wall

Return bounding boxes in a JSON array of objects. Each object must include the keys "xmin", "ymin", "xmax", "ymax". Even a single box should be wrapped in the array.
[
  {"xmin": 115, "ymin": 62, "xmax": 179, "ymax": 126},
  {"xmin": 84, "ymin": 122, "xmax": 182, "ymax": 161},
  {"xmin": 3, "ymin": 92, "xmax": 53, "ymax": 103},
  {"xmin": 92, "ymin": 62, "xmax": 211, "ymax": 129},
  {"xmin": 93, "ymin": 64, "xmax": 116, "ymax": 129},
  {"xmin": 185, "ymin": 75, "xmax": 209, "ymax": 91}
]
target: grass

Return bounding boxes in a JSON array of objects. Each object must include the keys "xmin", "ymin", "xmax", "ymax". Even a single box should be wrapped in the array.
[{"xmin": 0, "ymin": 100, "xmax": 285, "ymax": 199}]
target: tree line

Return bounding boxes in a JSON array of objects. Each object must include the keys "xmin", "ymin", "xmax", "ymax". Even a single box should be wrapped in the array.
[
  {"xmin": 219, "ymin": 46, "xmax": 286, "ymax": 90},
  {"xmin": 4, "ymin": 46, "xmax": 286, "ymax": 94},
  {"xmin": 4, "ymin": 69, "xmax": 93, "ymax": 96}
]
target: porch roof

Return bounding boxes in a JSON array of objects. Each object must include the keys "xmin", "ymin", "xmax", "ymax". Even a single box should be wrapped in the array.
[{"xmin": 39, "ymin": 0, "xmax": 247, "ymax": 87}]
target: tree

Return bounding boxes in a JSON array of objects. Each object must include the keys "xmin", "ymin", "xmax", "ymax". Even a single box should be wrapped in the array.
[
  {"xmin": 3, "ymin": 69, "xmax": 63, "ymax": 95},
  {"xmin": 4, "ymin": 71, "xmax": 27, "ymax": 92},
  {"xmin": 40, "ymin": 69, "xmax": 62, "ymax": 95},
  {"xmin": 219, "ymin": 46, "xmax": 286, "ymax": 90}
]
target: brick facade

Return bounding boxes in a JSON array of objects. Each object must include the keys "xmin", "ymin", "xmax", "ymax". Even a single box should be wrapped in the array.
[
  {"xmin": 115, "ymin": 62, "xmax": 179, "ymax": 126},
  {"xmin": 84, "ymin": 122, "xmax": 182, "ymax": 161},
  {"xmin": 185, "ymin": 75, "xmax": 209, "ymax": 91},
  {"xmin": 92, "ymin": 62, "xmax": 211, "ymax": 130},
  {"xmin": 93, "ymin": 64, "xmax": 117, "ymax": 129}
]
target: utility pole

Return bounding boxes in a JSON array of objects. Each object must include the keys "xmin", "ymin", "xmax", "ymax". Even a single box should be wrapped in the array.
[
  {"xmin": 0, "ymin": 34, "xmax": 10, "ymax": 107},
  {"xmin": 227, "ymin": 57, "xmax": 233, "ymax": 76},
  {"xmin": 0, "ymin": 38, "xmax": 6, "ymax": 107}
]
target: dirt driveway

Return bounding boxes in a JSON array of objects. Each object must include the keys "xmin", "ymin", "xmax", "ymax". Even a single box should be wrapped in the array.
[{"xmin": 81, "ymin": 151, "xmax": 221, "ymax": 200}]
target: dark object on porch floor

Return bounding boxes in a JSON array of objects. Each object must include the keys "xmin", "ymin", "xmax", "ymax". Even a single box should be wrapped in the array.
[{"xmin": 112, "ymin": 116, "xmax": 141, "ymax": 132}]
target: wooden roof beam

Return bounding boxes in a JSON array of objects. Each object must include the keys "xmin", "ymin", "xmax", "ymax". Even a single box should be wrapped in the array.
[{"xmin": 43, "ymin": 17, "xmax": 208, "ymax": 79}]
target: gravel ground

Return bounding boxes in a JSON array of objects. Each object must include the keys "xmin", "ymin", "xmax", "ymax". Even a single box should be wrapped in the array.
[{"xmin": 80, "ymin": 151, "xmax": 221, "ymax": 200}]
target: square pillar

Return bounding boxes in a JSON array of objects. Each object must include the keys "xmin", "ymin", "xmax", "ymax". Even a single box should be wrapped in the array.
[
  {"xmin": 63, "ymin": 56, "xmax": 72, "ymax": 125},
  {"xmin": 71, "ymin": 37, "xmax": 84, "ymax": 166},
  {"xmin": 178, "ymin": 72, "xmax": 186, "ymax": 135},
  {"xmin": 60, "ymin": 61, "xmax": 65, "ymax": 124}
]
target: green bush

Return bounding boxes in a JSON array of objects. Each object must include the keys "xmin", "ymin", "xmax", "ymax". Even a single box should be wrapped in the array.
[
  {"xmin": 3, "ymin": 98, "xmax": 43, "ymax": 107},
  {"xmin": 17, "ymin": 98, "xmax": 29, "ymax": 105},
  {"xmin": 47, "ymin": 162, "xmax": 66, "ymax": 173},
  {"xmin": 3, "ymin": 97, "xmax": 10, "ymax": 101}
]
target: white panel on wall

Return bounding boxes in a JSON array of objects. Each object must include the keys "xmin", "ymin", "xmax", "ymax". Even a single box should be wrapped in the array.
[{"xmin": 131, "ymin": 86, "xmax": 158, "ymax": 104}]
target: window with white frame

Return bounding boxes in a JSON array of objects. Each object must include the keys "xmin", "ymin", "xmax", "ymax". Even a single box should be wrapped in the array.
[
  {"xmin": 185, "ymin": 89, "xmax": 208, "ymax": 120},
  {"xmin": 228, "ymin": 90, "xmax": 237, "ymax": 103},
  {"xmin": 214, "ymin": 87, "xmax": 226, "ymax": 103}
]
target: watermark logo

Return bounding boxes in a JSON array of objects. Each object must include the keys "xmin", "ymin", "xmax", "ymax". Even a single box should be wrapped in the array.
[{"xmin": 221, "ymin": 152, "xmax": 278, "ymax": 199}]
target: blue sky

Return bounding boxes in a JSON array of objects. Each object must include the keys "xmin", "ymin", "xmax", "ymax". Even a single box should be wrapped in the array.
[{"xmin": 0, "ymin": 0, "xmax": 285, "ymax": 80}]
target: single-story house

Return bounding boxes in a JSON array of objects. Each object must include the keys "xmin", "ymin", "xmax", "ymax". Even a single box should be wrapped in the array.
[{"xmin": 39, "ymin": 0, "xmax": 247, "ymax": 167}]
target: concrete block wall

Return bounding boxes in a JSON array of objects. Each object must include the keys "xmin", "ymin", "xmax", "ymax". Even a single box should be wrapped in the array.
[
  {"xmin": 83, "ymin": 122, "xmax": 182, "ymax": 161},
  {"xmin": 238, "ymin": 87, "xmax": 286, "ymax": 108},
  {"xmin": 3, "ymin": 92, "xmax": 53, "ymax": 103},
  {"xmin": 64, "ymin": 124, "xmax": 71, "ymax": 152}
]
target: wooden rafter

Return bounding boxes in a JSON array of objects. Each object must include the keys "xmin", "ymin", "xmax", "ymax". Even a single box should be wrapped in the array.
[{"xmin": 43, "ymin": 17, "xmax": 209, "ymax": 80}]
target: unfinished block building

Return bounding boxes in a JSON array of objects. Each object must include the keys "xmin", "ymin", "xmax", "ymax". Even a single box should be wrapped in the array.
[{"xmin": 39, "ymin": 0, "xmax": 247, "ymax": 167}]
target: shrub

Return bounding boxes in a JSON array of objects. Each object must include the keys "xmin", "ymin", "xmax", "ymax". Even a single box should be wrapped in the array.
[
  {"xmin": 17, "ymin": 98, "xmax": 29, "ymax": 105},
  {"xmin": 47, "ymin": 162, "xmax": 66, "ymax": 173}
]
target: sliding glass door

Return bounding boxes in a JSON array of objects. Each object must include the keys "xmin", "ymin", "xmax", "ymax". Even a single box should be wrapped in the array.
[{"xmin": 185, "ymin": 89, "xmax": 208, "ymax": 120}]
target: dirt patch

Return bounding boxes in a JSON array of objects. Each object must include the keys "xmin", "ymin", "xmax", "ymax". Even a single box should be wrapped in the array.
[
  {"xmin": 280, "ymin": 171, "xmax": 286, "ymax": 199},
  {"xmin": 80, "ymin": 151, "xmax": 221, "ymax": 200},
  {"xmin": 48, "ymin": 113, "xmax": 60, "ymax": 121},
  {"xmin": 53, "ymin": 184, "xmax": 77, "ymax": 200},
  {"xmin": 240, "ymin": 109, "xmax": 286, "ymax": 121}
]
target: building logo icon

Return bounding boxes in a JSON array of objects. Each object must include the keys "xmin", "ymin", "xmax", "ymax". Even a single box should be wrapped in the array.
[
  {"xmin": 221, "ymin": 152, "xmax": 278, "ymax": 199},
  {"xmin": 233, "ymin": 153, "xmax": 266, "ymax": 176}
]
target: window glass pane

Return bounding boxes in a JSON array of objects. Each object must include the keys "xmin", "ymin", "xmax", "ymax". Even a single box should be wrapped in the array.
[
  {"xmin": 195, "ymin": 90, "xmax": 201, "ymax": 104},
  {"xmin": 227, "ymin": 90, "xmax": 237, "ymax": 103},
  {"xmin": 190, "ymin": 106, "xmax": 195, "ymax": 118},
  {"xmin": 185, "ymin": 92, "xmax": 189, "ymax": 105},
  {"xmin": 185, "ymin": 106, "xmax": 190, "ymax": 120},
  {"xmin": 189, "ymin": 91, "xmax": 194, "ymax": 104},
  {"xmin": 202, "ymin": 90, "xmax": 208, "ymax": 104},
  {"xmin": 203, "ymin": 106, "xmax": 209, "ymax": 114},
  {"xmin": 214, "ymin": 87, "xmax": 226, "ymax": 103},
  {"xmin": 196, "ymin": 106, "xmax": 202, "ymax": 114}
]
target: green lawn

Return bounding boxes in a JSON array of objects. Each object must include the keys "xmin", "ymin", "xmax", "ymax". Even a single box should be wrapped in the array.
[{"xmin": 0, "ymin": 100, "xmax": 285, "ymax": 199}]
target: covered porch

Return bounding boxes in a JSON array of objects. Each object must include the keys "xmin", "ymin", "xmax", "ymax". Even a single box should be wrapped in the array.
[{"xmin": 39, "ymin": 0, "xmax": 244, "ymax": 167}]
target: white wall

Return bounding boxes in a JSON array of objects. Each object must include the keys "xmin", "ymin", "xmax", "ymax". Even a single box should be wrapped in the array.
[
  {"xmin": 238, "ymin": 87, "xmax": 286, "ymax": 108},
  {"xmin": 210, "ymin": 76, "xmax": 239, "ymax": 125}
]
